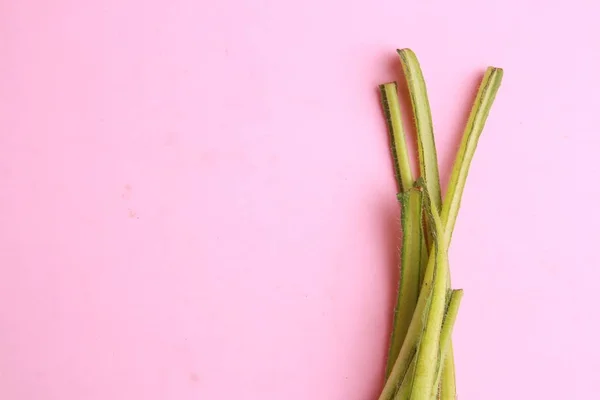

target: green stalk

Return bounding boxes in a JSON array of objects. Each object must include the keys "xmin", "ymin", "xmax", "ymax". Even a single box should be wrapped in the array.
[
  {"xmin": 396, "ymin": 290, "xmax": 463, "ymax": 400},
  {"xmin": 431, "ymin": 290, "xmax": 464, "ymax": 399},
  {"xmin": 397, "ymin": 48, "xmax": 455, "ymax": 395},
  {"xmin": 397, "ymin": 49, "xmax": 442, "ymax": 213},
  {"xmin": 394, "ymin": 353, "xmax": 417, "ymax": 400},
  {"xmin": 385, "ymin": 190, "xmax": 425, "ymax": 377},
  {"xmin": 441, "ymin": 67, "xmax": 504, "ymax": 244},
  {"xmin": 439, "ymin": 345, "xmax": 456, "ymax": 400},
  {"xmin": 378, "ymin": 68, "xmax": 503, "ymax": 400},
  {"xmin": 380, "ymin": 82, "xmax": 425, "ymax": 379},
  {"xmin": 378, "ymin": 180, "xmax": 440, "ymax": 400},
  {"xmin": 408, "ymin": 184, "xmax": 449, "ymax": 400},
  {"xmin": 437, "ymin": 67, "xmax": 502, "ymax": 399},
  {"xmin": 380, "ymin": 82, "xmax": 414, "ymax": 192}
]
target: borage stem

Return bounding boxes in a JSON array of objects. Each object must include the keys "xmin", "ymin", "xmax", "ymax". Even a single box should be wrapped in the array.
[
  {"xmin": 431, "ymin": 290, "xmax": 464, "ymax": 399},
  {"xmin": 397, "ymin": 49, "xmax": 442, "ymax": 213},
  {"xmin": 380, "ymin": 82, "xmax": 414, "ymax": 193},
  {"xmin": 408, "ymin": 182, "xmax": 449, "ymax": 400},
  {"xmin": 385, "ymin": 189, "xmax": 425, "ymax": 378},
  {"xmin": 380, "ymin": 82, "xmax": 425, "ymax": 379},
  {"xmin": 378, "ymin": 66, "xmax": 503, "ymax": 400}
]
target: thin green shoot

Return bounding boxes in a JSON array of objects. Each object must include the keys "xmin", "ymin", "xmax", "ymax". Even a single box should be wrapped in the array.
[
  {"xmin": 380, "ymin": 82, "xmax": 414, "ymax": 192},
  {"xmin": 408, "ymin": 182, "xmax": 449, "ymax": 400},
  {"xmin": 397, "ymin": 49, "xmax": 442, "ymax": 214},
  {"xmin": 431, "ymin": 290, "xmax": 464, "ymax": 399},
  {"xmin": 385, "ymin": 189, "xmax": 425, "ymax": 377},
  {"xmin": 379, "ymin": 68, "xmax": 503, "ymax": 400}
]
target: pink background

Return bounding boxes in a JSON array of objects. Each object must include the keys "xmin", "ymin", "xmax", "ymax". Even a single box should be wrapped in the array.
[{"xmin": 1, "ymin": 1, "xmax": 598, "ymax": 399}]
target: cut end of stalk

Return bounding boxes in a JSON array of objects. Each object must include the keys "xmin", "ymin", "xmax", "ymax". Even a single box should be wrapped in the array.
[
  {"xmin": 486, "ymin": 67, "xmax": 504, "ymax": 83},
  {"xmin": 379, "ymin": 82, "xmax": 398, "ymax": 90},
  {"xmin": 396, "ymin": 48, "xmax": 415, "ymax": 56}
]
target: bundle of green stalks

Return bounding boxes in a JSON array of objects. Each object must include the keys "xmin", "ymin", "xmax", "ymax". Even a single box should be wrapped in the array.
[{"xmin": 377, "ymin": 49, "xmax": 503, "ymax": 400}]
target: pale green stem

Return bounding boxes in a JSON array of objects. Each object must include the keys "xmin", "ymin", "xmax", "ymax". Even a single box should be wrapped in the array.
[
  {"xmin": 439, "ymin": 346, "xmax": 456, "ymax": 400},
  {"xmin": 431, "ymin": 290, "xmax": 464, "ymax": 399},
  {"xmin": 394, "ymin": 354, "xmax": 417, "ymax": 400},
  {"xmin": 398, "ymin": 290, "xmax": 463, "ymax": 400},
  {"xmin": 378, "ymin": 68, "xmax": 503, "ymax": 400},
  {"xmin": 397, "ymin": 49, "xmax": 442, "ymax": 212},
  {"xmin": 380, "ymin": 82, "xmax": 414, "ymax": 192},
  {"xmin": 397, "ymin": 48, "xmax": 456, "ymax": 395},
  {"xmin": 380, "ymin": 82, "xmax": 424, "ymax": 379},
  {"xmin": 385, "ymin": 190, "xmax": 425, "ymax": 377},
  {"xmin": 437, "ymin": 68, "xmax": 502, "ymax": 398},
  {"xmin": 440, "ymin": 67, "xmax": 504, "ymax": 244},
  {"xmin": 408, "ymin": 186, "xmax": 449, "ymax": 400},
  {"xmin": 395, "ymin": 49, "xmax": 457, "ymax": 394}
]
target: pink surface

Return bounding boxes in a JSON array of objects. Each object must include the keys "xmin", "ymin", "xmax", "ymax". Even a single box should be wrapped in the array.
[{"xmin": 1, "ymin": 1, "xmax": 599, "ymax": 399}]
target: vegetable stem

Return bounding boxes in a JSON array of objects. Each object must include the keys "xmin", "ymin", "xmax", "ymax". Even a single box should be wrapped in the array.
[
  {"xmin": 385, "ymin": 189, "xmax": 425, "ymax": 377},
  {"xmin": 380, "ymin": 82, "xmax": 425, "ymax": 379},
  {"xmin": 408, "ymin": 183, "xmax": 449, "ymax": 400},
  {"xmin": 431, "ymin": 290, "xmax": 464, "ymax": 399},
  {"xmin": 397, "ymin": 49, "xmax": 442, "ymax": 213},
  {"xmin": 397, "ymin": 48, "xmax": 455, "ymax": 396},
  {"xmin": 395, "ymin": 290, "xmax": 463, "ymax": 400},
  {"xmin": 439, "ymin": 346, "xmax": 456, "ymax": 399},
  {"xmin": 436, "ymin": 68, "xmax": 502, "ymax": 398},
  {"xmin": 380, "ymin": 82, "xmax": 414, "ymax": 192},
  {"xmin": 441, "ymin": 67, "xmax": 504, "ymax": 244},
  {"xmin": 394, "ymin": 353, "xmax": 417, "ymax": 400},
  {"xmin": 378, "ymin": 67, "xmax": 503, "ymax": 400}
]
